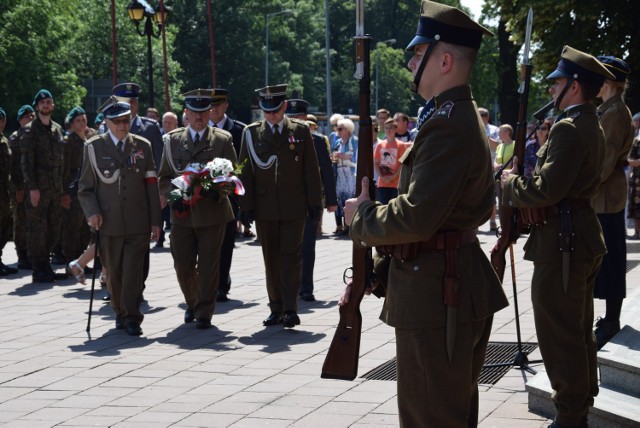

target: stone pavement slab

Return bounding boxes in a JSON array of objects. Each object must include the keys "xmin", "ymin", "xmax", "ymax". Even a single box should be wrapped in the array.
[{"xmin": 0, "ymin": 214, "xmax": 632, "ymax": 427}]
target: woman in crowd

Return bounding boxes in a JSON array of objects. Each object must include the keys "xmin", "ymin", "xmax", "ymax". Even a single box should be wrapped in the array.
[{"xmin": 331, "ymin": 118, "xmax": 358, "ymax": 235}]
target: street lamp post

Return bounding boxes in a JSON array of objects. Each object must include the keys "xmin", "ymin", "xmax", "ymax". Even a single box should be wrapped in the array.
[
  {"xmin": 265, "ymin": 9, "xmax": 292, "ymax": 86},
  {"xmin": 374, "ymin": 38, "xmax": 396, "ymax": 113},
  {"xmin": 127, "ymin": 0, "xmax": 168, "ymax": 108}
]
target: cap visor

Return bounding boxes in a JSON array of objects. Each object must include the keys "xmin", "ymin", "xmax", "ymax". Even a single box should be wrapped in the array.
[
  {"xmin": 259, "ymin": 100, "xmax": 284, "ymax": 112},
  {"xmin": 546, "ymin": 69, "xmax": 571, "ymax": 81},
  {"xmin": 405, "ymin": 35, "xmax": 434, "ymax": 52}
]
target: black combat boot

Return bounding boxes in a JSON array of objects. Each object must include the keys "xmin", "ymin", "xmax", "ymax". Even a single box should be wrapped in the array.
[
  {"xmin": 45, "ymin": 262, "xmax": 69, "ymax": 281},
  {"xmin": 0, "ymin": 259, "xmax": 19, "ymax": 276},
  {"xmin": 17, "ymin": 250, "xmax": 32, "ymax": 270},
  {"xmin": 32, "ymin": 261, "xmax": 55, "ymax": 283}
]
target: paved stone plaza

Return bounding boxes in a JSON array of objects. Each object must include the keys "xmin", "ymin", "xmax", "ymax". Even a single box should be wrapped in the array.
[{"xmin": 1, "ymin": 214, "xmax": 630, "ymax": 427}]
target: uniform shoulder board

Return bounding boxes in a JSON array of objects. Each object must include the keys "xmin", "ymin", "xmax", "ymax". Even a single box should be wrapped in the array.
[
  {"xmin": 247, "ymin": 121, "xmax": 261, "ymax": 128},
  {"xmin": 233, "ymin": 119, "xmax": 247, "ymax": 128},
  {"xmin": 213, "ymin": 127, "xmax": 232, "ymax": 138},
  {"xmin": 141, "ymin": 116, "xmax": 159, "ymax": 125},
  {"xmin": 431, "ymin": 101, "xmax": 455, "ymax": 119},
  {"xmin": 167, "ymin": 127, "xmax": 184, "ymax": 136},
  {"xmin": 290, "ymin": 118, "xmax": 309, "ymax": 127}
]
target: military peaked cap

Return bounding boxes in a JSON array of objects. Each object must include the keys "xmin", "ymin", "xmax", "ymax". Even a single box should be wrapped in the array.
[
  {"xmin": 285, "ymin": 99, "xmax": 309, "ymax": 115},
  {"xmin": 0, "ymin": 108, "xmax": 5, "ymax": 119},
  {"xmin": 597, "ymin": 56, "xmax": 631, "ymax": 83},
  {"xmin": 406, "ymin": 0, "xmax": 493, "ymax": 52},
  {"xmin": 17, "ymin": 105, "xmax": 34, "ymax": 121},
  {"xmin": 98, "ymin": 96, "xmax": 131, "ymax": 119},
  {"xmin": 112, "ymin": 82, "xmax": 141, "ymax": 99},
  {"xmin": 182, "ymin": 89, "xmax": 213, "ymax": 112},
  {"xmin": 32, "ymin": 89, "xmax": 53, "ymax": 106},
  {"xmin": 547, "ymin": 46, "xmax": 615, "ymax": 87},
  {"xmin": 211, "ymin": 88, "xmax": 229, "ymax": 106},
  {"xmin": 256, "ymin": 84, "xmax": 288, "ymax": 112}
]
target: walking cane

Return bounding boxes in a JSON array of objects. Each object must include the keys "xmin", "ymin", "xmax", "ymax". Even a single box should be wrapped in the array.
[{"xmin": 86, "ymin": 230, "xmax": 101, "ymax": 332}]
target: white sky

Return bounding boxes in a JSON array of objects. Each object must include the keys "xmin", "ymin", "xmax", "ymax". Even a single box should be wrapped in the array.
[{"xmin": 459, "ymin": 0, "xmax": 484, "ymax": 19}]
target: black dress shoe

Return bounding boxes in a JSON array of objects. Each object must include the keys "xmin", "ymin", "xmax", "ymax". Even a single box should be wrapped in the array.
[
  {"xmin": 115, "ymin": 316, "xmax": 124, "ymax": 329},
  {"xmin": 300, "ymin": 292, "xmax": 315, "ymax": 302},
  {"xmin": 263, "ymin": 312, "xmax": 283, "ymax": 326},
  {"xmin": 184, "ymin": 308, "xmax": 195, "ymax": 323},
  {"xmin": 283, "ymin": 311, "xmax": 301, "ymax": 328},
  {"xmin": 0, "ymin": 262, "xmax": 18, "ymax": 275},
  {"xmin": 216, "ymin": 291, "xmax": 229, "ymax": 302},
  {"xmin": 102, "ymin": 291, "xmax": 111, "ymax": 301},
  {"xmin": 125, "ymin": 322, "xmax": 142, "ymax": 336},
  {"xmin": 196, "ymin": 318, "xmax": 212, "ymax": 329}
]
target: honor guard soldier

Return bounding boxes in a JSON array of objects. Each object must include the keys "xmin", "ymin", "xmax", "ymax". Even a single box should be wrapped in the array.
[
  {"xmin": 19, "ymin": 90, "xmax": 70, "ymax": 283},
  {"xmin": 344, "ymin": 2, "xmax": 508, "ymax": 425},
  {"xmin": 285, "ymin": 98, "xmax": 338, "ymax": 302},
  {"xmin": 0, "ymin": 107, "xmax": 18, "ymax": 275},
  {"xmin": 61, "ymin": 107, "xmax": 97, "ymax": 272},
  {"xmin": 501, "ymin": 46, "xmax": 615, "ymax": 427},
  {"xmin": 208, "ymin": 88, "xmax": 247, "ymax": 302},
  {"xmin": 8, "ymin": 105, "xmax": 36, "ymax": 270},
  {"xmin": 238, "ymin": 84, "xmax": 323, "ymax": 328},
  {"xmin": 592, "ymin": 56, "xmax": 633, "ymax": 349},
  {"xmin": 158, "ymin": 89, "xmax": 237, "ymax": 329},
  {"xmin": 78, "ymin": 97, "xmax": 162, "ymax": 336}
]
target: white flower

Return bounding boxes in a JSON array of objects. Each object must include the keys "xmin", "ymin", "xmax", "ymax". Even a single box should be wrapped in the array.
[
  {"xmin": 170, "ymin": 176, "xmax": 189, "ymax": 192},
  {"xmin": 206, "ymin": 158, "xmax": 233, "ymax": 178}
]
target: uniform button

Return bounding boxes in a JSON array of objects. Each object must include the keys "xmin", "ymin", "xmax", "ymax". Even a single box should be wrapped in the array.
[
  {"xmin": 360, "ymin": 241, "xmax": 366, "ymax": 246},
  {"xmin": 508, "ymin": 201, "xmax": 513, "ymax": 206},
  {"xmin": 413, "ymin": 265, "xmax": 419, "ymax": 271}
]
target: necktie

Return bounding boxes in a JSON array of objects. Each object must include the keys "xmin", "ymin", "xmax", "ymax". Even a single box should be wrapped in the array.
[
  {"xmin": 117, "ymin": 140, "xmax": 123, "ymax": 152},
  {"xmin": 273, "ymin": 124, "xmax": 279, "ymax": 136},
  {"xmin": 194, "ymin": 133, "xmax": 200, "ymax": 145}
]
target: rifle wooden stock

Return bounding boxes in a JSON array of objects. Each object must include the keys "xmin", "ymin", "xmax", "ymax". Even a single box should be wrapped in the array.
[
  {"xmin": 490, "ymin": 62, "xmax": 533, "ymax": 282},
  {"xmin": 321, "ymin": 33, "xmax": 374, "ymax": 381}
]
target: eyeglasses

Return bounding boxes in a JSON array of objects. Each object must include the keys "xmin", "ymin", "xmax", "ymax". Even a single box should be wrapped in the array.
[
  {"xmin": 538, "ymin": 127, "xmax": 549, "ymax": 131},
  {"xmin": 337, "ymin": 127, "xmax": 345, "ymax": 131},
  {"xmin": 109, "ymin": 117, "xmax": 130, "ymax": 125}
]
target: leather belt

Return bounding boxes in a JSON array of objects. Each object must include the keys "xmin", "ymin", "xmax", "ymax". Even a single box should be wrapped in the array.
[
  {"xmin": 377, "ymin": 229, "xmax": 477, "ymax": 261},
  {"xmin": 545, "ymin": 198, "xmax": 591, "ymax": 216}
]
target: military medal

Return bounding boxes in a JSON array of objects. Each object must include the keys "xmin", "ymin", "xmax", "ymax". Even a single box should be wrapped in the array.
[
  {"xmin": 295, "ymin": 155, "xmax": 299, "ymax": 162},
  {"xmin": 289, "ymin": 143, "xmax": 295, "ymax": 150},
  {"xmin": 104, "ymin": 170, "xmax": 111, "ymax": 177}
]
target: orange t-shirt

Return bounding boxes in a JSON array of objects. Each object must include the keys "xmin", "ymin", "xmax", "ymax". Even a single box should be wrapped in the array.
[{"xmin": 374, "ymin": 139, "xmax": 410, "ymax": 189}]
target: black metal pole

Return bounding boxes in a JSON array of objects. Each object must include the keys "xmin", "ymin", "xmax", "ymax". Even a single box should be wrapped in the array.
[{"xmin": 146, "ymin": 18, "xmax": 154, "ymax": 108}]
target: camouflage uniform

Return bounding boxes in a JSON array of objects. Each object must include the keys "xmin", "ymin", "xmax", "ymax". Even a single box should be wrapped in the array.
[
  {"xmin": 19, "ymin": 114, "xmax": 68, "ymax": 279},
  {"xmin": 8, "ymin": 128, "xmax": 29, "ymax": 268},
  {"xmin": 0, "ymin": 133, "xmax": 13, "ymax": 271},
  {"xmin": 61, "ymin": 128, "xmax": 96, "ymax": 261}
]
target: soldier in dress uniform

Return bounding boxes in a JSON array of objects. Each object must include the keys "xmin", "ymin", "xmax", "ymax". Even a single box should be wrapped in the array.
[
  {"xmin": 20, "ymin": 89, "xmax": 70, "ymax": 283},
  {"xmin": 8, "ymin": 105, "xmax": 35, "ymax": 270},
  {"xmin": 0, "ymin": 107, "xmax": 18, "ymax": 275},
  {"xmin": 238, "ymin": 84, "xmax": 323, "ymax": 328},
  {"xmin": 158, "ymin": 89, "xmax": 237, "ymax": 329},
  {"xmin": 285, "ymin": 98, "xmax": 338, "ymax": 302},
  {"xmin": 208, "ymin": 88, "xmax": 247, "ymax": 302},
  {"xmin": 78, "ymin": 97, "xmax": 162, "ymax": 336},
  {"xmin": 592, "ymin": 56, "xmax": 633, "ymax": 349},
  {"xmin": 344, "ymin": 2, "xmax": 508, "ymax": 425},
  {"xmin": 61, "ymin": 107, "xmax": 97, "ymax": 274},
  {"xmin": 501, "ymin": 46, "xmax": 615, "ymax": 427}
]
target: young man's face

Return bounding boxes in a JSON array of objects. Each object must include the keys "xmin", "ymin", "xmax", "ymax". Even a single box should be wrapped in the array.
[{"xmin": 36, "ymin": 98, "xmax": 55, "ymax": 116}]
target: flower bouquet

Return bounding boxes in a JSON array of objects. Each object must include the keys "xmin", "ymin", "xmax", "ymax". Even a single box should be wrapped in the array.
[{"xmin": 167, "ymin": 158, "xmax": 245, "ymax": 218}]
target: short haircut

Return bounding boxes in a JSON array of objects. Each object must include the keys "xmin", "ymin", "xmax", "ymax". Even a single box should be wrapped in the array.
[
  {"xmin": 393, "ymin": 112, "xmax": 409, "ymax": 122},
  {"xmin": 330, "ymin": 113, "xmax": 344, "ymax": 125},
  {"xmin": 337, "ymin": 118, "xmax": 355, "ymax": 133},
  {"xmin": 376, "ymin": 108, "xmax": 390, "ymax": 118},
  {"xmin": 499, "ymin": 124, "xmax": 513, "ymax": 137}
]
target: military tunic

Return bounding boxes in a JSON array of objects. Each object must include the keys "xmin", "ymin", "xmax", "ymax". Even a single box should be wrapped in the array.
[
  {"xmin": 78, "ymin": 132, "xmax": 161, "ymax": 325},
  {"xmin": 158, "ymin": 126, "xmax": 237, "ymax": 321},
  {"xmin": 61, "ymin": 128, "xmax": 97, "ymax": 261},
  {"xmin": 239, "ymin": 117, "xmax": 323, "ymax": 315},
  {"xmin": 593, "ymin": 94, "xmax": 634, "ymax": 300},
  {"xmin": 8, "ymin": 129, "xmax": 27, "ymax": 258},
  {"xmin": 19, "ymin": 115, "xmax": 68, "ymax": 266},
  {"xmin": 350, "ymin": 85, "xmax": 508, "ymax": 427},
  {"xmin": 503, "ymin": 103, "xmax": 607, "ymax": 426}
]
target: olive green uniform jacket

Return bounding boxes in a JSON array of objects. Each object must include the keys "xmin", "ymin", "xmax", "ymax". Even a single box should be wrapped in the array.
[
  {"xmin": 239, "ymin": 117, "xmax": 322, "ymax": 220},
  {"xmin": 503, "ymin": 103, "xmax": 607, "ymax": 261},
  {"xmin": 158, "ymin": 126, "xmax": 237, "ymax": 227},
  {"xmin": 593, "ymin": 94, "xmax": 634, "ymax": 214},
  {"xmin": 350, "ymin": 85, "xmax": 508, "ymax": 329}
]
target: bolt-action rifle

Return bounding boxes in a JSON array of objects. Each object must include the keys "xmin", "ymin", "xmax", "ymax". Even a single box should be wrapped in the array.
[{"xmin": 321, "ymin": 0, "xmax": 375, "ymax": 381}]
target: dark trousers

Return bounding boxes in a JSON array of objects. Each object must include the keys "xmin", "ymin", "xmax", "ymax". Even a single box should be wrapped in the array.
[
  {"xmin": 300, "ymin": 215, "xmax": 320, "ymax": 295},
  {"xmin": 218, "ymin": 219, "xmax": 236, "ymax": 294},
  {"xmin": 594, "ymin": 210, "xmax": 627, "ymax": 300}
]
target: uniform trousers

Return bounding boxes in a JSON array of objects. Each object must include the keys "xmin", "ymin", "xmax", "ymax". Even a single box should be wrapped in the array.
[
  {"xmin": 255, "ymin": 218, "xmax": 305, "ymax": 314},
  {"xmin": 100, "ymin": 233, "xmax": 148, "ymax": 325},
  {"xmin": 395, "ymin": 315, "xmax": 493, "ymax": 427},
  {"xmin": 25, "ymin": 190, "xmax": 62, "ymax": 263},
  {"xmin": 0, "ymin": 192, "xmax": 10, "ymax": 258},
  {"xmin": 531, "ymin": 256, "xmax": 602, "ymax": 426},
  {"xmin": 170, "ymin": 223, "xmax": 224, "ymax": 321},
  {"xmin": 12, "ymin": 200, "xmax": 27, "ymax": 253},
  {"xmin": 594, "ymin": 210, "xmax": 627, "ymax": 300},
  {"xmin": 61, "ymin": 198, "xmax": 90, "ymax": 262},
  {"xmin": 218, "ymin": 219, "xmax": 236, "ymax": 295},
  {"xmin": 300, "ymin": 215, "xmax": 320, "ymax": 295}
]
